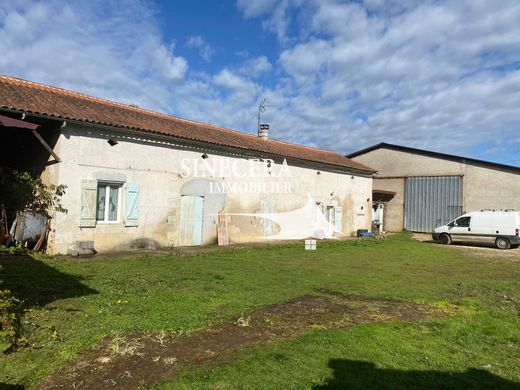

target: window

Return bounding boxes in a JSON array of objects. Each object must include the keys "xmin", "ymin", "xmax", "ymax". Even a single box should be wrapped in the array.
[
  {"xmin": 456, "ymin": 216, "xmax": 471, "ymax": 227},
  {"xmin": 96, "ymin": 183, "xmax": 121, "ymax": 222}
]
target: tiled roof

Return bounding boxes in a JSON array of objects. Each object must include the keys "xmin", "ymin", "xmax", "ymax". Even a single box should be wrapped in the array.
[{"xmin": 0, "ymin": 75, "xmax": 375, "ymax": 173}]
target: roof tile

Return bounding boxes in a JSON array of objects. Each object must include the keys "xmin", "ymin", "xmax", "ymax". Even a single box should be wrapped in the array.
[{"xmin": 0, "ymin": 75, "xmax": 375, "ymax": 173}]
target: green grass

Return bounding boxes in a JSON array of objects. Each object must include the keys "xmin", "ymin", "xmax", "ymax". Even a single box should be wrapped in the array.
[{"xmin": 1, "ymin": 234, "xmax": 519, "ymax": 388}]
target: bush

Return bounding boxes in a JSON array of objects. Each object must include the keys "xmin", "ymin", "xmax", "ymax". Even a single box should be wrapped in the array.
[
  {"xmin": 0, "ymin": 169, "xmax": 67, "ymax": 219},
  {"xmin": 0, "ymin": 245, "xmax": 27, "ymax": 255},
  {"xmin": 0, "ymin": 267, "xmax": 18, "ymax": 353}
]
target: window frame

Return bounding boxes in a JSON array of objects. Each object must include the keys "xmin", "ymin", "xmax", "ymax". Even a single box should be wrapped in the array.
[
  {"xmin": 455, "ymin": 216, "xmax": 471, "ymax": 228},
  {"xmin": 96, "ymin": 182, "xmax": 122, "ymax": 224}
]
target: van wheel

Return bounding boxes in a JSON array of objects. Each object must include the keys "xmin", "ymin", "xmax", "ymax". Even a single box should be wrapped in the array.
[
  {"xmin": 495, "ymin": 237, "xmax": 511, "ymax": 250},
  {"xmin": 439, "ymin": 233, "xmax": 452, "ymax": 245}
]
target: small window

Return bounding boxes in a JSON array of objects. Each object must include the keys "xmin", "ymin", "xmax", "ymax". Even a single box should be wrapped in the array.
[
  {"xmin": 456, "ymin": 216, "xmax": 471, "ymax": 227},
  {"xmin": 96, "ymin": 183, "xmax": 121, "ymax": 222}
]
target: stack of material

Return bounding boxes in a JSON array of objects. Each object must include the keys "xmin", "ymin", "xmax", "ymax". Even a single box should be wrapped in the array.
[{"xmin": 217, "ymin": 210, "xmax": 229, "ymax": 246}]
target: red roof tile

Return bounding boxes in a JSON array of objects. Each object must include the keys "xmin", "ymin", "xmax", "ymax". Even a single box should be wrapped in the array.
[{"xmin": 0, "ymin": 75, "xmax": 375, "ymax": 173}]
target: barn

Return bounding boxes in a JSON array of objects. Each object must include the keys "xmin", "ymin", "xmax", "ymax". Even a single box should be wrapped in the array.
[
  {"xmin": 0, "ymin": 75, "xmax": 376, "ymax": 254},
  {"xmin": 347, "ymin": 143, "xmax": 520, "ymax": 233}
]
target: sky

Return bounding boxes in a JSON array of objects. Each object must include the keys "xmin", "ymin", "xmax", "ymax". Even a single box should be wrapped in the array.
[{"xmin": 0, "ymin": 0, "xmax": 519, "ymax": 164}]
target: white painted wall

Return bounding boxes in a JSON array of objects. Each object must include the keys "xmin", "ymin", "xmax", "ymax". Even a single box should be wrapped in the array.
[{"xmin": 48, "ymin": 124, "xmax": 373, "ymax": 253}]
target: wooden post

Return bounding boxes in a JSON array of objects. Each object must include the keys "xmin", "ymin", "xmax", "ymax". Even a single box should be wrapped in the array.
[{"xmin": 34, "ymin": 220, "xmax": 51, "ymax": 252}]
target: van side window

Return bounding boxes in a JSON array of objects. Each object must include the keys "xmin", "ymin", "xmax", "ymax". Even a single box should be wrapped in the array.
[{"xmin": 456, "ymin": 216, "xmax": 471, "ymax": 227}]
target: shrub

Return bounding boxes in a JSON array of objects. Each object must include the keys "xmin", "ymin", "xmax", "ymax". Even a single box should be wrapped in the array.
[
  {"xmin": 0, "ymin": 246, "xmax": 27, "ymax": 255},
  {"xmin": 0, "ymin": 266, "xmax": 18, "ymax": 353},
  {"xmin": 0, "ymin": 168, "xmax": 67, "ymax": 219}
]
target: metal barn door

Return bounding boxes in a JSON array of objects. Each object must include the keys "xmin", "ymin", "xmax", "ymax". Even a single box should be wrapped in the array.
[
  {"xmin": 179, "ymin": 195, "xmax": 204, "ymax": 246},
  {"xmin": 404, "ymin": 176, "xmax": 462, "ymax": 232}
]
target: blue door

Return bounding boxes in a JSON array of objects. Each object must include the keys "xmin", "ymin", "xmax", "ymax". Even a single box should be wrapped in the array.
[
  {"xmin": 179, "ymin": 195, "xmax": 205, "ymax": 246},
  {"xmin": 192, "ymin": 196, "xmax": 204, "ymax": 245}
]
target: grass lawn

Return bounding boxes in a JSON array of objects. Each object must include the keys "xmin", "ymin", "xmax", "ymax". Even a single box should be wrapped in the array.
[{"xmin": 0, "ymin": 234, "xmax": 519, "ymax": 389}]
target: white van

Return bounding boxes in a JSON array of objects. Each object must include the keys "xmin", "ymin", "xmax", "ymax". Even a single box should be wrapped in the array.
[{"xmin": 433, "ymin": 211, "xmax": 520, "ymax": 249}]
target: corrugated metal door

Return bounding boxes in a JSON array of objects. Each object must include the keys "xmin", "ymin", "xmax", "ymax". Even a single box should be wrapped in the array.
[{"xmin": 404, "ymin": 176, "xmax": 462, "ymax": 232}]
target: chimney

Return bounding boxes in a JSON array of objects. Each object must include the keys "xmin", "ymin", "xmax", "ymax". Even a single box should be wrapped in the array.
[{"xmin": 258, "ymin": 123, "xmax": 269, "ymax": 140}]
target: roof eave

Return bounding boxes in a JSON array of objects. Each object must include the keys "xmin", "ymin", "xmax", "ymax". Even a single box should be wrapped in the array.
[{"xmin": 1, "ymin": 107, "xmax": 376, "ymax": 175}]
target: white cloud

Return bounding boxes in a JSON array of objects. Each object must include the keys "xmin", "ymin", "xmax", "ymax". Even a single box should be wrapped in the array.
[
  {"xmin": 238, "ymin": 56, "xmax": 273, "ymax": 77},
  {"xmin": 0, "ymin": 0, "xmax": 191, "ymax": 112},
  {"xmin": 152, "ymin": 45, "xmax": 188, "ymax": 82},
  {"xmin": 212, "ymin": 69, "xmax": 261, "ymax": 109},
  {"xmin": 236, "ymin": 0, "xmax": 279, "ymax": 18},
  {"xmin": 1, "ymin": 0, "xmax": 519, "ymax": 163},
  {"xmin": 237, "ymin": 0, "xmax": 295, "ymax": 45},
  {"xmin": 257, "ymin": 0, "xmax": 520, "ymax": 159},
  {"xmin": 0, "ymin": 1, "xmax": 264, "ymax": 134},
  {"xmin": 261, "ymin": 0, "xmax": 291, "ymax": 45},
  {"xmin": 213, "ymin": 69, "xmax": 252, "ymax": 91},
  {"xmin": 185, "ymin": 35, "xmax": 215, "ymax": 62}
]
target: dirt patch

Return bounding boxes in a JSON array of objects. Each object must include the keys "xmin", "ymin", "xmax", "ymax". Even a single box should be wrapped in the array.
[{"xmin": 38, "ymin": 290, "xmax": 440, "ymax": 390}]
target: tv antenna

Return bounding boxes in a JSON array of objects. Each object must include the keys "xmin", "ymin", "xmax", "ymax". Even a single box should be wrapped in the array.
[{"xmin": 257, "ymin": 98, "xmax": 267, "ymax": 132}]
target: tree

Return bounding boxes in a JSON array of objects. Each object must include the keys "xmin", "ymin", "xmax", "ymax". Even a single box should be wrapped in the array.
[{"xmin": 0, "ymin": 168, "xmax": 67, "ymax": 220}]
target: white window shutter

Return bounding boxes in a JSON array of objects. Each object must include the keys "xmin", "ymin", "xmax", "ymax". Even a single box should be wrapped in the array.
[
  {"xmin": 125, "ymin": 183, "xmax": 140, "ymax": 227},
  {"xmin": 80, "ymin": 179, "xmax": 97, "ymax": 227},
  {"xmin": 260, "ymin": 198, "xmax": 276, "ymax": 237},
  {"xmin": 334, "ymin": 206, "xmax": 343, "ymax": 233}
]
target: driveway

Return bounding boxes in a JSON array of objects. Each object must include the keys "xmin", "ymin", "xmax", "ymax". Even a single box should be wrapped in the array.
[{"xmin": 413, "ymin": 233, "xmax": 520, "ymax": 262}]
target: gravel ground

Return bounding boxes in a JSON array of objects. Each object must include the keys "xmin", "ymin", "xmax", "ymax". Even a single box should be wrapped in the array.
[{"xmin": 413, "ymin": 233, "xmax": 520, "ymax": 261}]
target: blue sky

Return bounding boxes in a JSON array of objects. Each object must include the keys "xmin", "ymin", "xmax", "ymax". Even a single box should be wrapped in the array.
[{"xmin": 1, "ymin": 0, "xmax": 519, "ymax": 165}]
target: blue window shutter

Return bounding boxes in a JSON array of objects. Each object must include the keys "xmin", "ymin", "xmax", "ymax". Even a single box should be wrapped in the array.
[
  {"xmin": 80, "ymin": 179, "xmax": 97, "ymax": 227},
  {"xmin": 125, "ymin": 183, "xmax": 140, "ymax": 227}
]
